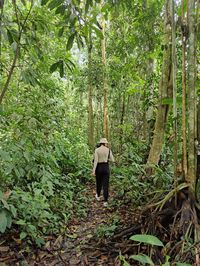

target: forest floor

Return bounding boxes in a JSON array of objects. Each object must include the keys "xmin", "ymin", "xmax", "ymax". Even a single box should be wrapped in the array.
[{"xmin": 0, "ymin": 182, "xmax": 140, "ymax": 266}]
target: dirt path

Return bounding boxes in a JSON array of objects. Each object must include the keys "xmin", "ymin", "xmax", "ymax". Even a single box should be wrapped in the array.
[{"xmin": 1, "ymin": 182, "xmax": 128, "ymax": 266}]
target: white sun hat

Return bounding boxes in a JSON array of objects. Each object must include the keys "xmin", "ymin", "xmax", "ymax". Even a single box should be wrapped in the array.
[{"xmin": 99, "ymin": 138, "xmax": 108, "ymax": 144}]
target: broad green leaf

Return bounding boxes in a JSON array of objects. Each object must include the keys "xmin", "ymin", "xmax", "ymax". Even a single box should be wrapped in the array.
[
  {"xmin": 123, "ymin": 261, "xmax": 131, "ymax": 266},
  {"xmin": 10, "ymin": 205, "xmax": 17, "ymax": 217},
  {"xmin": 59, "ymin": 60, "xmax": 64, "ymax": 78},
  {"xmin": 16, "ymin": 219, "xmax": 26, "ymax": 225},
  {"xmin": 91, "ymin": 25, "xmax": 103, "ymax": 39},
  {"xmin": 66, "ymin": 58, "xmax": 75, "ymax": 72},
  {"xmin": 0, "ymin": 210, "xmax": 7, "ymax": 233},
  {"xmin": 66, "ymin": 32, "xmax": 76, "ymax": 50},
  {"xmin": 48, "ymin": 0, "xmax": 63, "ymax": 10},
  {"xmin": 35, "ymin": 237, "xmax": 45, "ymax": 247},
  {"xmin": 8, "ymin": 29, "xmax": 19, "ymax": 42},
  {"xmin": 129, "ymin": 254, "xmax": 154, "ymax": 266},
  {"xmin": 130, "ymin": 234, "xmax": 164, "ymax": 247},
  {"xmin": 20, "ymin": 232, "xmax": 27, "ymax": 240},
  {"xmin": 7, "ymin": 29, "xmax": 14, "ymax": 45},
  {"xmin": 14, "ymin": 167, "xmax": 21, "ymax": 178},
  {"xmin": 76, "ymin": 34, "xmax": 84, "ymax": 50},
  {"xmin": 162, "ymin": 255, "xmax": 170, "ymax": 266},
  {"xmin": 27, "ymin": 224, "xmax": 37, "ymax": 231},
  {"xmin": 1, "ymin": 199, "xmax": 9, "ymax": 210},
  {"xmin": 23, "ymin": 151, "xmax": 30, "ymax": 162},
  {"xmin": 0, "ymin": 150, "xmax": 11, "ymax": 161},
  {"xmin": 50, "ymin": 61, "xmax": 60, "ymax": 73},
  {"xmin": 6, "ymin": 213, "xmax": 12, "ymax": 228}
]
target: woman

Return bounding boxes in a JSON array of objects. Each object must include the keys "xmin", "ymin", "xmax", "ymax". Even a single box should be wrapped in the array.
[{"xmin": 92, "ymin": 138, "xmax": 114, "ymax": 206}]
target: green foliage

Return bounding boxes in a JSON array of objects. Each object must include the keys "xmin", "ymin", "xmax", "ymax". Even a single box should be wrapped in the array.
[
  {"xmin": 10, "ymin": 174, "xmax": 88, "ymax": 244},
  {"xmin": 129, "ymin": 254, "xmax": 154, "ymax": 266},
  {"xmin": 1, "ymin": 0, "xmax": 199, "ymax": 259},
  {"xmin": 0, "ymin": 191, "xmax": 17, "ymax": 233},
  {"xmin": 67, "ymin": 33, "xmax": 77, "ymax": 51},
  {"xmin": 0, "ymin": 50, "xmax": 90, "ymax": 244},
  {"xmin": 111, "ymin": 141, "xmax": 169, "ymax": 206},
  {"xmin": 96, "ymin": 217, "xmax": 119, "ymax": 238},
  {"xmin": 130, "ymin": 234, "xmax": 164, "ymax": 247},
  {"xmin": 119, "ymin": 234, "xmax": 193, "ymax": 266}
]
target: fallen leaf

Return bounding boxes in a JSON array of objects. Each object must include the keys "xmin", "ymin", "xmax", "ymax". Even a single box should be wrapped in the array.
[
  {"xmin": 100, "ymin": 255, "xmax": 108, "ymax": 261},
  {"xmin": 69, "ymin": 257, "xmax": 81, "ymax": 265},
  {"xmin": 44, "ymin": 241, "xmax": 51, "ymax": 249},
  {"xmin": 54, "ymin": 235, "xmax": 63, "ymax": 247},
  {"xmin": 0, "ymin": 257, "xmax": 10, "ymax": 262},
  {"xmin": 11, "ymin": 237, "xmax": 21, "ymax": 245},
  {"xmin": 0, "ymin": 246, "xmax": 9, "ymax": 252},
  {"xmin": 76, "ymin": 251, "xmax": 82, "ymax": 257}
]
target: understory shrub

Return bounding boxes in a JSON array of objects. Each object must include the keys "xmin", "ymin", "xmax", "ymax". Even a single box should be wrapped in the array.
[
  {"xmin": 112, "ymin": 141, "xmax": 173, "ymax": 206},
  {"xmin": 0, "ymin": 85, "xmax": 91, "ymax": 244}
]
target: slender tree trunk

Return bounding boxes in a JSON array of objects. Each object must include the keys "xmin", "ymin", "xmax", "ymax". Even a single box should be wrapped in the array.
[
  {"xmin": 171, "ymin": 0, "xmax": 178, "ymax": 184},
  {"xmin": 119, "ymin": 91, "xmax": 126, "ymax": 152},
  {"xmin": 147, "ymin": 0, "xmax": 172, "ymax": 166},
  {"xmin": 87, "ymin": 33, "xmax": 94, "ymax": 150},
  {"xmin": 145, "ymin": 58, "xmax": 155, "ymax": 144},
  {"xmin": 0, "ymin": 44, "xmax": 20, "ymax": 104},
  {"xmin": 0, "ymin": 2, "xmax": 32, "ymax": 105},
  {"xmin": 101, "ymin": 2, "xmax": 109, "ymax": 139},
  {"xmin": 181, "ymin": 0, "xmax": 188, "ymax": 179},
  {"xmin": 187, "ymin": 0, "xmax": 197, "ymax": 197}
]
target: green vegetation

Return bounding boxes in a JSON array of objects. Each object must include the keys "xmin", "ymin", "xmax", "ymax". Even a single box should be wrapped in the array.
[{"xmin": 0, "ymin": 0, "xmax": 199, "ymax": 265}]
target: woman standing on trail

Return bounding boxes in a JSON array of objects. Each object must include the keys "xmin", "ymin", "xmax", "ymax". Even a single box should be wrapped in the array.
[{"xmin": 92, "ymin": 138, "xmax": 114, "ymax": 207}]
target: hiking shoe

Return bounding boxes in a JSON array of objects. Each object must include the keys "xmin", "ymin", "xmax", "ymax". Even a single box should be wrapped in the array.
[
  {"xmin": 103, "ymin": 202, "xmax": 108, "ymax": 207},
  {"xmin": 95, "ymin": 194, "xmax": 101, "ymax": 201}
]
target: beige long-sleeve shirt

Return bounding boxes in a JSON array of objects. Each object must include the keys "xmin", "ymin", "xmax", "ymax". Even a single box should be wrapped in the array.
[{"xmin": 93, "ymin": 145, "xmax": 114, "ymax": 173}]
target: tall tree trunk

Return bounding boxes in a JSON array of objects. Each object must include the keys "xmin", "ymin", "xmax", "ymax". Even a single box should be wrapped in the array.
[
  {"xmin": 145, "ymin": 58, "xmax": 155, "ymax": 145},
  {"xmin": 101, "ymin": 2, "xmax": 109, "ymax": 139},
  {"xmin": 171, "ymin": 0, "xmax": 178, "ymax": 185},
  {"xmin": 147, "ymin": 0, "xmax": 172, "ymax": 166},
  {"xmin": 87, "ymin": 33, "xmax": 94, "ymax": 150},
  {"xmin": 187, "ymin": 0, "xmax": 197, "ymax": 197},
  {"xmin": 181, "ymin": 0, "xmax": 188, "ymax": 179}
]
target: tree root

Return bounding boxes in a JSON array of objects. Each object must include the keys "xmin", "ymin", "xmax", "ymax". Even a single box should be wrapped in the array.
[{"xmin": 95, "ymin": 185, "xmax": 200, "ymax": 265}]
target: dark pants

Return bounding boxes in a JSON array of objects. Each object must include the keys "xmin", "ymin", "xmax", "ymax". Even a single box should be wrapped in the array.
[{"xmin": 95, "ymin": 163, "xmax": 110, "ymax": 202}]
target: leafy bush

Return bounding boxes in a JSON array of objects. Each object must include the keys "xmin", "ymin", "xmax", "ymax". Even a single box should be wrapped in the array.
[
  {"xmin": 0, "ymin": 190, "xmax": 17, "ymax": 233},
  {"xmin": 0, "ymin": 81, "xmax": 91, "ymax": 245},
  {"xmin": 111, "ymin": 141, "xmax": 173, "ymax": 207}
]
